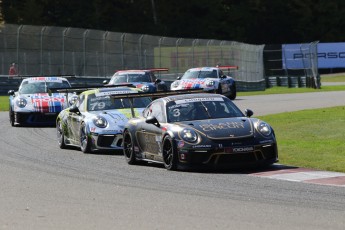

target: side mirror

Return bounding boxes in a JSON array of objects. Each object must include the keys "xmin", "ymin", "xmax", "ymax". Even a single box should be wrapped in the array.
[
  {"xmin": 220, "ymin": 75, "xmax": 227, "ymax": 79},
  {"xmin": 8, "ymin": 90, "xmax": 15, "ymax": 96},
  {"xmin": 146, "ymin": 116, "xmax": 160, "ymax": 127},
  {"xmin": 154, "ymin": 79, "xmax": 162, "ymax": 84},
  {"xmin": 103, "ymin": 80, "xmax": 108, "ymax": 85},
  {"xmin": 177, "ymin": 76, "xmax": 181, "ymax": 80},
  {"xmin": 245, "ymin": 109, "xmax": 253, "ymax": 117},
  {"xmin": 69, "ymin": 105, "xmax": 80, "ymax": 114}
]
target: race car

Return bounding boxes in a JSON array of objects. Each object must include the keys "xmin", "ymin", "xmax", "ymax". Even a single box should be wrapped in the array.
[
  {"xmin": 122, "ymin": 91, "xmax": 278, "ymax": 170},
  {"xmin": 170, "ymin": 66, "xmax": 237, "ymax": 100},
  {"xmin": 56, "ymin": 86, "xmax": 151, "ymax": 153},
  {"xmin": 104, "ymin": 68, "xmax": 169, "ymax": 92},
  {"xmin": 8, "ymin": 76, "xmax": 74, "ymax": 126}
]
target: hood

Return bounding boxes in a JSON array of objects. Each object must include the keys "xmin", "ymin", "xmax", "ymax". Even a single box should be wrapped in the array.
[
  {"xmin": 177, "ymin": 79, "xmax": 212, "ymax": 89},
  {"xmin": 92, "ymin": 108, "xmax": 144, "ymax": 121},
  {"xmin": 29, "ymin": 93, "xmax": 66, "ymax": 113},
  {"xmin": 178, "ymin": 117, "xmax": 254, "ymax": 139}
]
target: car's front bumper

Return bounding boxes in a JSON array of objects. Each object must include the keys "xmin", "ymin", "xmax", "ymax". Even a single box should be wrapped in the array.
[
  {"xmin": 177, "ymin": 143, "xmax": 278, "ymax": 169},
  {"xmin": 90, "ymin": 132, "xmax": 124, "ymax": 151},
  {"xmin": 13, "ymin": 111, "xmax": 59, "ymax": 126}
]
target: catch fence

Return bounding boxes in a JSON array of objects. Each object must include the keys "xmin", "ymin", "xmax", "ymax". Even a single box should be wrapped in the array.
[{"xmin": 0, "ymin": 24, "xmax": 265, "ymax": 85}]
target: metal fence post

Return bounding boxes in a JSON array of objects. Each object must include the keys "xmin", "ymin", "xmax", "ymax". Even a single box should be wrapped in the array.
[
  {"xmin": 103, "ymin": 31, "xmax": 108, "ymax": 76},
  {"xmin": 16, "ymin": 25, "xmax": 23, "ymax": 71},
  {"xmin": 62, "ymin": 28, "xmax": 70, "ymax": 75},
  {"xmin": 40, "ymin": 26, "xmax": 46, "ymax": 75},
  {"xmin": 121, "ymin": 33, "xmax": 126, "ymax": 69},
  {"xmin": 83, "ymin": 29, "xmax": 89, "ymax": 76}
]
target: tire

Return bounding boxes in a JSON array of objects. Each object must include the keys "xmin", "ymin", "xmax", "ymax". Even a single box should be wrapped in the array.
[
  {"xmin": 162, "ymin": 135, "xmax": 178, "ymax": 170},
  {"xmin": 228, "ymin": 84, "xmax": 237, "ymax": 100},
  {"xmin": 123, "ymin": 130, "xmax": 137, "ymax": 165},
  {"xmin": 9, "ymin": 109, "xmax": 15, "ymax": 127},
  {"xmin": 56, "ymin": 120, "xmax": 67, "ymax": 149},
  {"xmin": 80, "ymin": 123, "xmax": 91, "ymax": 153}
]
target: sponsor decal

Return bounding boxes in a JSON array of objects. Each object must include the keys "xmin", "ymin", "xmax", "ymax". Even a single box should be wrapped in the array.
[
  {"xmin": 95, "ymin": 90, "xmax": 135, "ymax": 97},
  {"xmin": 175, "ymin": 97, "xmax": 223, "ymax": 104},
  {"xmin": 177, "ymin": 141, "xmax": 185, "ymax": 148},
  {"xmin": 199, "ymin": 122, "xmax": 245, "ymax": 132},
  {"xmin": 192, "ymin": 144, "xmax": 211, "ymax": 148},
  {"xmin": 27, "ymin": 77, "xmax": 63, "ymax": 83},
  {"xmin": 224, "ymin": 146, "xmax": 254, "ymax": 153}
]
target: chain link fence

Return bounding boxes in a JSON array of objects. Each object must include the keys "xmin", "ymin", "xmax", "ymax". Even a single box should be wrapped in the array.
[{"xmin": 0, "ymin": 24, "xmax": 265, "ymax": 83}]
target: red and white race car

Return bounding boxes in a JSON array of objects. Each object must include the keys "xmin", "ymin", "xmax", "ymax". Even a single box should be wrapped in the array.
[
  {"xmin": 170, "ymin": 66, "xmax": 237, "ymax": 100},
  {"xmin": 8, "ymin": 76, "xmax": 75, "ymax": 126}
]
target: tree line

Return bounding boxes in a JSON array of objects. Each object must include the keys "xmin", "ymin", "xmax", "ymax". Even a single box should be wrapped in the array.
[{"xmin": 2, "ymin": 0, "xmax": 345, "ymax": 44}]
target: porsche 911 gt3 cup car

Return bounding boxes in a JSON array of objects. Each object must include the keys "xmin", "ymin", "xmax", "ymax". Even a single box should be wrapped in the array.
[
  {"xmin": 170, "ymin": 66, "xmax": 237, "ymax": 100},
  {"xmin": 122, "ymin": 91, "xmax": 278, "ymax": 170},
  {"xmin": 56, "ymin": 86, "xmax": 151, "ymax": 153},
  {"xmin": 104, "ymin": 68, "xmax": 169, "ymax": 92},
  {"xmin": 8, "ymin": 76, "xmax": 73, "ymax": 126}
]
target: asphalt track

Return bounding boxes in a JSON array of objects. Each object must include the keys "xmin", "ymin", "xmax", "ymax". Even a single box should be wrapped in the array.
[{"xmin": 1, "ymin": 91, "xmax": 345, "ymax": 230}]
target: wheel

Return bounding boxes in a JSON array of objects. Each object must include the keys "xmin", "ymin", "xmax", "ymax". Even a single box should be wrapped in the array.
[
  {"xmin": 228, "ymin": 84, "xmax": 237, "ymax": 100},
  {"xmin": 80, "ymin": 123, "xmax": 91, "ymax": 153},
  {"xmin": 9, "ymin": 109, "xmax": 14, "ymax": 127},
  {"xmin": 162, "ymin": 135, "xmax": 178, "ymax": 170},
  {"xmin": 56, "ymin": 120, "xmax": 67, "ymax": 149},
  {"xmin": 123, "ymin": 130, "xmax": 137, "ymax": 164}
]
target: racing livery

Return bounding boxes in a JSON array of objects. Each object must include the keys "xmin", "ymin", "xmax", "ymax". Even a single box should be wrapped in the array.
[
  {"xmin": 8, "ymin": 76, "xmax": 73, "ymax": 126},
  {"xmin": 56, "ymin": 87, "xmax": 151, "ymax": 153},
  {"xmin": 123, "ymin": 93, "xmax": 278, "ymax": 170},
  {"xmin": 170, "ymin": 66, "xmax": 237, "ymax": 100},
  {"xmin": 104, "ymin": 68, "xmax": 169, "ymax": 92}
]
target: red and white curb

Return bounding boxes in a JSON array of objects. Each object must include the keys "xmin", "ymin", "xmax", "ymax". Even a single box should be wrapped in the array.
[{"xmin": 250, "ymin": 166, "xmax": 345, "ymax": 187}]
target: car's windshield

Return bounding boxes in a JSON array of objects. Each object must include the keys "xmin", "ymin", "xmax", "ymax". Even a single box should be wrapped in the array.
[
  {"xmin": 181, "ymin": 70, "xmax": 218, "ymax": 79},
  {"xmin": 87, "ymin": 95, "xmax": 151, "ymax": 111},
  {"xmin": 166, "ymin": 98, "xmax": 243, "ymax": 122},
  {"xmin": 19, "ymin": 80, "xmax": 71, "ymax": 94},
  {"xmin": 110, "ymin": 74, "xmax": 151, "ymax": 84}
]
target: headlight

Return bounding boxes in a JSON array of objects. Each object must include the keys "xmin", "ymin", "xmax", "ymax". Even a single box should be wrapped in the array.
[
  {"xmin": 256, "ymin": 121, "xmax": 272, "ymax": 136},
  {"xmin": 180, "ymin": 129, "xmax": 198, "ymax": 142},
  {"xmin": 68, "ymin": 95, "xmax": 78, "ymax": 106},
  {"xmin": 141, "ymin": 85, "xmax": 150, "ymax": 92},
  {"xmin": 93, "ymin": 116, "xmax": 108, "ymax": 128},
  {"xmin": 171, "ymin": 81, "xmax": 180, "ymax": 88},
  {"xmin": 16, "ymin": 98, "xmax": 27, "ymax": 108},
  {"xmin": 205, "ymin": 80, "xmax": 215, "ymax": 87}
]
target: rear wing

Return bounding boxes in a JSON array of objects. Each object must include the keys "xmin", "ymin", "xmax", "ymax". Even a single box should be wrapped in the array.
[
  {"xmin": 115, "ymin": 68, "xmax": 169, "ymax": 73},
  {"xmin": 13, "ymin": 75, "xmax": 76, "ymax": 80},
  {"xmin": 107, "ymin": 89, "xmax": 206, "ymax": 117},
  {"xmin": 50, "ymin": 83, "xmax": 136, "ymax": 94},
  {"xmin": 217, "ymin": 65, "xmax": 238, "ymax": 70}
]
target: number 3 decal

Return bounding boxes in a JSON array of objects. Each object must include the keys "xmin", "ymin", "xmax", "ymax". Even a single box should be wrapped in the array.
[{"xmin": 173, "ymin": 108, "xmax": 180, "ymax": 117}]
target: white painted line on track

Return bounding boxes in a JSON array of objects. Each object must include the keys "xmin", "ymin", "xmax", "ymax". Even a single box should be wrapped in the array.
[{"xmin": 250, "ymin": 166, "xmax": 345, "ymax": 187}]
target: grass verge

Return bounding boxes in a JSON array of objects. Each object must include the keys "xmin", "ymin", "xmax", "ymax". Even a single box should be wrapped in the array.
[{"xmin": 258, "ymin": 106, "xmax": 345, "ymax": 173}]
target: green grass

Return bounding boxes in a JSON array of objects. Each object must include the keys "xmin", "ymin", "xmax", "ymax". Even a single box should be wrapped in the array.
[
  {"xmin": 258, "ymin": 106, "xmax": 345, "ymax": 173},
  {"xmin": 238, "ymin": 85, "xmax": 345, "ymax": 96},
  {"xmin": 0, "ymin": 96, "xmax": 8, "ymax": 111},
  {"xmin": 321, "ymin": 74, "xmax": 345, "ymax": 82}
]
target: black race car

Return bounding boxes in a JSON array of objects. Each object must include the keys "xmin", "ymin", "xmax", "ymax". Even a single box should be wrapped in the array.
[{"xmin": 121, "ymin": 92, "xmax": 278, "ymax": 170}]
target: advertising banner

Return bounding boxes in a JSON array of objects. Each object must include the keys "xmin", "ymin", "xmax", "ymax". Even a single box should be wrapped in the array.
[{"xmin": 283, "ymin": 42, "xmax": 345, "ymax": 69}]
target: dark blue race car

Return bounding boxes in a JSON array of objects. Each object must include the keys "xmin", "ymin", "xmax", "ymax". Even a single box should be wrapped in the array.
[{"xmin": 121, "ymin": 91, "xmax": 278, "ymax": 171}]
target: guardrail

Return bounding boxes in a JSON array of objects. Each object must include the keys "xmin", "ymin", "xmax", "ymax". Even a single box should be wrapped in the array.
[{"xmin": 0, "ymin": 75, "xmax": 266, "ymax": 96}]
